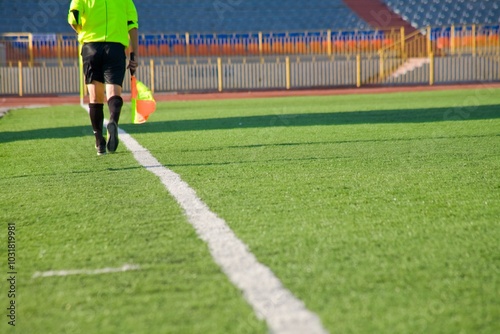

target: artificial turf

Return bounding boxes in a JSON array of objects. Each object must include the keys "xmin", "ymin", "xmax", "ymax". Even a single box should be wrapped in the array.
[{"xmin": 1, "ymin": 88, "xmax": 499, "ymax": 333}]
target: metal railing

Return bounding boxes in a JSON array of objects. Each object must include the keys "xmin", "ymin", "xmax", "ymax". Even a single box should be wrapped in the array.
[
  {"xmin": 2, "ymin": 53, "xmax": 499, "ymax": 96},
  {"xmin": 1, "ymin": 24, "xmax": 499, "ymax": 96},
  {"xmin": 2, "ymin": 24, "xmax": 498, "ymax": 67}
]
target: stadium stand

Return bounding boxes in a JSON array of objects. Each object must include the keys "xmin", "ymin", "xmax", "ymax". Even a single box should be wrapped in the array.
[
  {"xmin": 1, "ymin": 1, "xmax": 498, "ymax": 62},
  {"xmin": 343, "ymin": 0, "xmax": 417, "ymax": 33},
  {"xmin": 0, "ymin": 0, "xmax": 368, "ymax": 34},
  {"xmin": 382, "ymin": 0, "xmax": 500, "ymax": 28}
]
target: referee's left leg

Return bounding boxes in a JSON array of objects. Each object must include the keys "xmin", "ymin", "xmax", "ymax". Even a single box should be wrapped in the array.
[{"xmin": 105, "ymin": 84, "xmax": 124, "ymax": 153}]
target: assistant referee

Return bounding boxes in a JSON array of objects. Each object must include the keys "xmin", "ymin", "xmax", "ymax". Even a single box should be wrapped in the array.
[{"xmin": 68, "ymin": 0, "xmax": 139, "ymax": 155}]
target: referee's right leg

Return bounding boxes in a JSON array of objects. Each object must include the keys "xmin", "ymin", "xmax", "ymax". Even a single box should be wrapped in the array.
[{"xmin": 82, "ymin": 43, "xmax": 107, "ymax": 155}]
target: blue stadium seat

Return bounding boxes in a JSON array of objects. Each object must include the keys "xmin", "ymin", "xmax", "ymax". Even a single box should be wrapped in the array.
[
  {"xmin": 382, "ymin": 0, "xmax": 500, "ymax": 28},
  {"xmin": 0, "ymin": 0, "xmax": 368, "ymax": 34}
]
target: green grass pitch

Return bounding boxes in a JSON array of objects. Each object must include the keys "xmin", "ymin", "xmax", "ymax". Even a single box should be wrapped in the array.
[{"xmin": 1, "ymin": 88, "xmax": 499, "ymax": 333}]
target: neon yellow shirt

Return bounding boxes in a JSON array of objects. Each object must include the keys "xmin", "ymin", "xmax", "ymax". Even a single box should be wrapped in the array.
[{"xmin": 68, "ymin": 0, "xmax": 138, "ymax": 47}]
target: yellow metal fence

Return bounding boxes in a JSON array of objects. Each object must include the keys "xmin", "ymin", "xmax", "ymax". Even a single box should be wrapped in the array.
[
  {"xmin": 1, "ymin": 24, "xmax": 498, "ymax": 95},
  {"xmin": 1, "ymin": 24, "xmax": 499, "ymax": 66},
  {"xmin": 2, "ymin": 53, "xmax": 499, "ymax": 96}
]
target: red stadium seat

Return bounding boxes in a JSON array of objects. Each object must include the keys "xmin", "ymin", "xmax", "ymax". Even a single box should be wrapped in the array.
[
  {"xmin": 196, "ymin": 44, "xmax": 210, "ymax": 56},
  {"xmin": 233, "ymin": 43, "xmax": 246, "ymax": 56},
  {"xmin": 295, "ymin": 41, "xmax": 307, "ymax": 54},
  {"xmin": 309, "ymin": 41, "xmax": 323, "ymax": 54},
  {"xmin": 159, "ymin": 43, "xmax": 170, "ymax": 56},
  {"xmin": 436, "ymin": 36, "xmax": 450, "ymax": 49},
  {"xmin": 147, "ymin": 44, "xmax": 159, "ymax": 57},
  {"xmin": 283, "ymin": 42, "xmax": 295, "ymax": 54},
  {"xmin": 172, "ymin": 44, "xmax": 186, "ymax": 56},
  {"xmin": 138, "ymin": 44, "xmax": 147, "ymax": 57},
  {"xmin": 261, "ymin": 42, "xmax": 272, "ymax": 54},
  {"xmin": 247, "ymin": 43, "xmax": 260, "ymax": 55}
]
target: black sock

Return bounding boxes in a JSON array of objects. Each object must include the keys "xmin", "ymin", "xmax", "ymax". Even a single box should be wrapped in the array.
[
  {"xmin": 89, "ymin": 103, "xmax": 105, "ymax": 145},
  {"xmin": 108, "ymin": 95, "xmax": 123, "ymax": 124}
]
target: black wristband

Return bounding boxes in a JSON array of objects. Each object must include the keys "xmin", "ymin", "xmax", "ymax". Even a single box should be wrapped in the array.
[{"xmin": 130, "ymin": 52, "xmax": 135, "ymax": 61}]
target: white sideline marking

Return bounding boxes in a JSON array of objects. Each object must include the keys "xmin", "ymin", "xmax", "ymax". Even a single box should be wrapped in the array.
[
  {"xmin": 82, "ymin": 104, "xmax": 328, "ymax": 334},
  {"xmin": 32, "ymin": 264, "xmax": 140, "ymax": 278}
]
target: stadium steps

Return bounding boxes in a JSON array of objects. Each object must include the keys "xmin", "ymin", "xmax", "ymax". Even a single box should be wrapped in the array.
[
  {"xmin": 342, "ymin": 0, "xmax": 429, "ymax": 82},
  {"xmin": 342, "ymin": 0, "xmax": 417, "ymax": 33},
  {"xmin": 389, "ymin": 57, "xmax": 430, "ymax": 79}
]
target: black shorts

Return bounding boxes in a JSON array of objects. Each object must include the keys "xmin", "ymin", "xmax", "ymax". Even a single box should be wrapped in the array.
[{"xmin": 81, "ymin": 42, "xmax": 126, "ymax": 86}]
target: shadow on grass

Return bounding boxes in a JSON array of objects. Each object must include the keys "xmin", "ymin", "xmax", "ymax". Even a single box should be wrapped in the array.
[
  {"xmin": 0, "ymin": 125, "xmax": 91, "ymax": 144},
  {"xmin": 123, "ymin": 104, "xmax": 500, "ymax": 133},
  {"xmin": 0, "ymin": 165, "xmax": 147, "ymax": 181},
  {"xmin": 178, "ymin": 133, "xmax": 499, "ymax": 154},
  {"xmin": 1, "ymin": 105, "xmax": 499, "ymax": 143}
]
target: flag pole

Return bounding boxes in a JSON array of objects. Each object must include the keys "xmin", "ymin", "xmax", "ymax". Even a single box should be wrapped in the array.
[{"xmin": 78, "ymin": 42, "xmax": 86, "ymax": 109}]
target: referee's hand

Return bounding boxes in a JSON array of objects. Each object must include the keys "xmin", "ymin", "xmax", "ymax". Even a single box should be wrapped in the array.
[{"xmin": 128, "ymin": 53, "xmax": 138, "ymax": 76}]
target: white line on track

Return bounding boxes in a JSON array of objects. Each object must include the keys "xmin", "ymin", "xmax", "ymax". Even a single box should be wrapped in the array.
[
  {"xmin": 86, "ymin": 105, "xmax": 328, "ymax": 334},
  {"xmin": 32, "ymin": 264, "xmax": 140, "ymax": 278}
]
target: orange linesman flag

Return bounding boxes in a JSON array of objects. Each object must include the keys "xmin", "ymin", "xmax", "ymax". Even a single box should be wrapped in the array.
[{"xmin": 131, "ymin": 76, "xmax": 156, "ymax": 124}]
